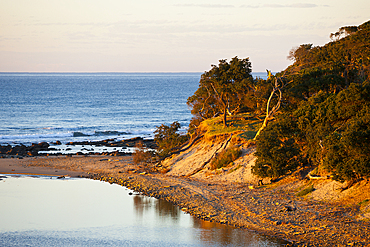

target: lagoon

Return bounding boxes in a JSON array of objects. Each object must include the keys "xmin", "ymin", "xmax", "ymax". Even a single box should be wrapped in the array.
[{"xmin": 0, "ymin": 175, "xmax": 286, "ymax": 246}]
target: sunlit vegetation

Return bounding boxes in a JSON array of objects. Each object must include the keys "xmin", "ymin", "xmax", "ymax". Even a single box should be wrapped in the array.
[
  {"xmin": 186, "ymin": 20, "xmax": 370, "ymax": 182},
  {"xmin": 133, "ymin": 141, "xmax": 153, "ymax": 165},
  {"xmin": 154, "ymin": 121, "xmax": 189, "ymax": 159},
  {"xmin": 296, "ymin": 185, "xmax": 315, "ymax": 197},
  {"xmin": 209, "ymin": 146, "xmax": 242, "ymax": 170},
  {"xmin": 200, "ymin": 113, "xmax": 262, "ymax": 141}
]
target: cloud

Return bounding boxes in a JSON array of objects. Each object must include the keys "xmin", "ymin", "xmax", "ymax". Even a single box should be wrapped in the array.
[
  {"xmin": 174, "ymin": 4, "xmax": 235, "ymax": 8},
  {"xmin": 266, "ymin": 3, "xmax": 319, "ymax": 8},
  {"xmin": 241, "ymin": 3, "xmax": 324, "ymax": 9},
  {"xmin": 240, "ymin": 5, "xmax": 260, "ymax": 9}
]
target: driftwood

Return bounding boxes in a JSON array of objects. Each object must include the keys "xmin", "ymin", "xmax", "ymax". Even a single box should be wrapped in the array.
[{"xmin": 307, "ymin": 170, "xmax": 330, "ymax": 180}]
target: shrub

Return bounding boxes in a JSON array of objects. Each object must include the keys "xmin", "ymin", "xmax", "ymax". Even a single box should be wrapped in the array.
[
  {"xmin": 252, "ymin": 117, "xmax": 302, "ymax": 179},
  {"xmin": 210, "ymin": 146, "xmax": 242, "ymax": 170},
  {"xmin": 133, "ymin": 141, "xmax": 152, "ymax": 164},
  {"xmin": 154, "ymin": 121, "xmax": 188, "ymax": 158}
]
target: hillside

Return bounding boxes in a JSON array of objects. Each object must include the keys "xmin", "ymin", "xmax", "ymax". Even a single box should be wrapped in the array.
[
  {"xmin": 184, "ymin": 20, "xmax": 370, "ymax": 189},
  {"xmin": 160, "ymin": 114, "xmax": 370, "ymax": 221}
]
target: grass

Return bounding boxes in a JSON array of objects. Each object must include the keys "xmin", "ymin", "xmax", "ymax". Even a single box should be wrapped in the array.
[
  {"xmin": 228, "ymin": 164, "xmax": 242, "ymax": 173},
  {"xmin": 359, "ymin": 199, "xmax": 370, "ymax": 206},
  {"xmin": 201, "ymin": 113, "xmax": 263, "ymax": 141},
  {"xmin": 210, "ymin": 146, "xmax": 242, "ymax": 170},
  {"xmin": 296, "ymin": 185, "xmax": 315, "ymax": 197}
]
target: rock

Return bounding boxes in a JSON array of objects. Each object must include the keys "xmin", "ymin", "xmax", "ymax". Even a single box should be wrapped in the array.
[
  {"xmin": 275, "ymin": 220, "xmax": 282, "ymax": 225},
  {"xmin": 285, "ymin": 205, "xmax": 297, "ymax": 212}
]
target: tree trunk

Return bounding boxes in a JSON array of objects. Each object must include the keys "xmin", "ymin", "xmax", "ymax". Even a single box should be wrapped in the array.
[
  {"xmin": 253, "ymin": 77, "xmax": 283, "ymax": 140},
  {"xmin": 253, "ymin": 115, "xmax": 269, "ymax": 140},
  {"xmin": 223, "ymin": 104, "xmax": 228, "ymax": 127}
]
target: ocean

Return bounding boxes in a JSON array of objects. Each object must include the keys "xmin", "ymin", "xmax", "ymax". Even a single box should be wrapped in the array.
[{"xmin": 0, "ymin": 72, "xmax": 267, "ymax": 146}]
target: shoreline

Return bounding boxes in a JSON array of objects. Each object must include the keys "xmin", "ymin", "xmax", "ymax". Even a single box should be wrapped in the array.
[
  {"xmin": 0, "ymin": 157, "xmax": 88, "ymax": 177},
  {"xmin": 1, "ymin": 155, "xmax": 370, "ymax": 246}
]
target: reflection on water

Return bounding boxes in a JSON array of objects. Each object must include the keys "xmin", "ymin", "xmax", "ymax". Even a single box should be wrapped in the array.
[
  {"xmin": 132, "ymin": 195, "xmax": 284, "ymax": 247},
  {"xmin": 0, "ymin": 175, "xmax": 287, "ymax": 246},
  {"xmin": 134, "ymin": 196, "xmax": 180, "ymax": 221}
]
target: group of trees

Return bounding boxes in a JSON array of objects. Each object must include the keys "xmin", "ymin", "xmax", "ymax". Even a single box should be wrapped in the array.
[
  {"xmin": 148, "ymin": 21, "xmax": 369, "ymax": 183},
  {"xmin": 186, "ymin": 20, "xmax": 370, "ymax": 183},
  {"xmin": 252, "ymin": 20, "xmax": 370, "ymax": 182},
  {"xmin": 187, "ymin": 56, "xmax": 256, "ymax": 129}
]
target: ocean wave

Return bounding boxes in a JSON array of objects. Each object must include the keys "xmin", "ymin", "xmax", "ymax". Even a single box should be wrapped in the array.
[{"xmin": 72, "ymin": 131, "xmax": 130, "ymax": 137}]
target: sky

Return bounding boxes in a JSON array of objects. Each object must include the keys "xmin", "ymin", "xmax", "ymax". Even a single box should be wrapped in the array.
[{"xmin": 0, "ymin": 0, "xmax": 369, "ymax": 72}]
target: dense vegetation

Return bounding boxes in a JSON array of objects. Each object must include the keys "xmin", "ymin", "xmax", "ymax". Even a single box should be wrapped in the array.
[
  {"xmin": 153, "ymin": 121, "xmax": 188, "ymax": 158},
  {"xmin": 187, "ymin": 20, "xmax": 370, "ymax": 182}
]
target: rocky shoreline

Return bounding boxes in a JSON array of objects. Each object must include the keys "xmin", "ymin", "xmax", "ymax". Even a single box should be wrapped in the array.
[
  {"xmin": 0, "ymin": 137, "xmax": 156, "ymax": 158},
  {"xmin": 2, "ymin": 138, "xmax": 370, "ymax": 246},
  {"xmin": 89, "ymin": 171, "xmax": 370, "ymax": 247}
]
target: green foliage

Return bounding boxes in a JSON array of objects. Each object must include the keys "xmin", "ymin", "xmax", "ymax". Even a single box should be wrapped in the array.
[
  {"xmin": 201, "ymin": 113, "xmax": 262, "ymax": 140},
  {"xmin": 293, "ymin": 82, "xmax": 370, "ymax": 182},
  {"xmin": 252, "ymin": 21, "xmax": 370, "ymax": 182},
  {"xmin": 154, "ymin": 121, "xmax": 188, "ymax": 158},
  {"xmin": 322, "ymin": 102, "xmax": 370, "ymax": 182},
  {"xmin": 187, "ymin": 56, "xmax": 255, "ymax": 127},
  {"xmin": 252, "ymin": 116, "xmax": 303, "ymax": 178},
  {"xmin": 185, "ymin": 21, "xmax": 370, "ymax": 182},
  {"xmin": 287, "ymin": 44, "xmax": 313, "ymax": 63},
  {"xmin": 210, "ymin": 146, "xmax": 242, "ymax": 170},
  {"xmin": 296, "ymin": 185, "xmax": 315, "ymax": 197}
]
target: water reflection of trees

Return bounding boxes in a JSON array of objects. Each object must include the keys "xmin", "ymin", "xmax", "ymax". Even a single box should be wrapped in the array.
[
  {"xmin": 191, "ymin": 218, "xmax": 274, "ymax": 246},
  {"xmin": 133, "ymin": 196, "xmax": 282, "ymax": 246},
  {"xmin": 133, "ymin": 196, "xmax": 180, "ymax": 223}
]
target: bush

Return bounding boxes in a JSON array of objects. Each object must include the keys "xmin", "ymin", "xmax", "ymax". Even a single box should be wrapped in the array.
[
  {"xmin": 252, "ymin": 117, "xmax": 302, "ymax": 179},
  {"xmin": 133, "ymin": 141, "xmax": 152, "ymax": 164},
  {"xmin": 154, "ymin": 121, "xmax": 188, "ymax": 158},
  {"xmin": 210, "ymin": 146, "xmax": 242, "ymax": 170}
]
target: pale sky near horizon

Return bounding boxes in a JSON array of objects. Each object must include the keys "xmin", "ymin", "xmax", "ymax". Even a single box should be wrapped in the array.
[{"xmin": 0, "ymin": 0, "xmax": 369, "ymax": 72}]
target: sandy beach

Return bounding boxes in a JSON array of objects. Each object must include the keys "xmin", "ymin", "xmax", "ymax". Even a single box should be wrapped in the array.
[{"xmin": 1, "ymin": 154, "xmax": 370, "ymax": 247}]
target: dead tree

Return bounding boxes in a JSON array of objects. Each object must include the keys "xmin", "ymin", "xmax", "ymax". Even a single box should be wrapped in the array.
[{"xmin": 253, "ymin": 71, "xmax": 287, "ymax": 141}]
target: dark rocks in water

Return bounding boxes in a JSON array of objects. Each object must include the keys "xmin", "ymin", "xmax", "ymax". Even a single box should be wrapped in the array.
[
  {"xmin": 0, "ymin": 137, "xmax": 157, "ymax": 157},
  {"xmin": 65, "ymin": 137, "xmax": 157, "ymax": 149},
  {"xmin": 0, "ymin": 144, "xmax": 12, "ymax": 154},
  {"xmin": 0, "ymin": 142, "xmax": 50, "ymax": 157},
  {"xmin": 73, "ymin": 132, "xmax": 90, "ymax": 137}
]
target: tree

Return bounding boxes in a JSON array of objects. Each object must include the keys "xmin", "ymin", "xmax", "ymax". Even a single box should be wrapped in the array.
[
  {"xmin": 252, "ymin": 20, "xmax": 370, "ymax": 182},
  {"xmin": 253, "ymin": 70, "xmax": 287, "ymax": 140},
  {"xmin": 330, "ymin": 26, "xmax": 358, "ymax": 41},
  {"xmin": 253, "ymin": 116, "xmax": 302, "ymax": 179},
  {"xmin": 154, "ymin": 121, "xmax": 188, "ymax": 158},
  {"xmin": 287, "ymin": 44, "xmax": 313, "ymax": 64},
  {"xmin": 187, "ymin": 56, "xmax": 254, "ymax": 127}
]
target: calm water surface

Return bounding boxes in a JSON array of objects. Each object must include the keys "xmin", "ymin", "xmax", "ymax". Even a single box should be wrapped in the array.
[{"xmin": 0, "ymin": 175, "xmax": 287, "ymax": 246}]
